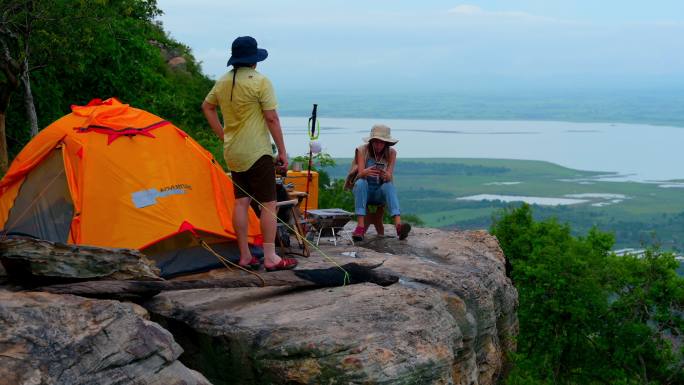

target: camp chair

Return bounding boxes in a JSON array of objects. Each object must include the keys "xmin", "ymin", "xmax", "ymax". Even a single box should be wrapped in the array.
[{"xmin": 275, "ymin": 199, "xmax": 310, "ymax": 257}]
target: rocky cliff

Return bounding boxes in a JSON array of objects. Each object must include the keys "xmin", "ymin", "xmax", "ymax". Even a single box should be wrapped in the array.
[
  {"xmin": 0, "ymin": 291, "xmax": 210, "ymax": 385},
  {"xmin": 0, "ymin": 228, "xmax": 517, "ymax": 385}
]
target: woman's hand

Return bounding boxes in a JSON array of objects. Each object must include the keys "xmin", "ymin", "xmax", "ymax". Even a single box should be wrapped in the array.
[
  {"xmin": 382, "ymin": 170, "xmax": 392, "ymax": 182},
  {"xmin": 361, "ymin": 166, "xmax": 381, "ymax": 178}
]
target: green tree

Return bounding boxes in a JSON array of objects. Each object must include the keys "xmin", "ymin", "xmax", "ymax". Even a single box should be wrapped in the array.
[
  {"xmin": 318, "ymin": 178, "xmax": 354, "ymax": 212},
  {"xmin": 290, "ymin": 152, "xmax": 356, "ymax": 214},
  {"xmin": 291, "ymin": 152, "xmax": 336, "ymax": 189},
  {"xmin": 0, "ymin": 0, "xmax": 46, "ymax": 172},
  {"xmin": 602, "ymin": 248, "xmax": 684, "ymax": 384},
  {"xmin": 492, "ymin": 204, "xmax": 683, "ymax": 384},
  {"xmin": 3, "ymin": 0, "xmax": 218, "ymax": 170}
]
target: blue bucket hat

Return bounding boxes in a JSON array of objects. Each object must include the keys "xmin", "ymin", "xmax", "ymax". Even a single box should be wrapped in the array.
[{"xmin": 227, "ymin": 36, "xmax": 268, "ymax": 67}]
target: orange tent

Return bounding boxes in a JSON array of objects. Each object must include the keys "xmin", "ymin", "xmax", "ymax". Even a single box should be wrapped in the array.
[{"xmin": 0, "ymin": 98, "xmax": 262, "ymax": 276}]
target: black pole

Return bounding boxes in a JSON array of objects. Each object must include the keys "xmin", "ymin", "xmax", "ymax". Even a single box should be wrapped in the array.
[
  {"xmin": 304, "ymin": 104, "xmax": 318, "ymax": 217},
  {"xmin": 309, "ymin": 104, "xmax": 318, "ymax": 138}
]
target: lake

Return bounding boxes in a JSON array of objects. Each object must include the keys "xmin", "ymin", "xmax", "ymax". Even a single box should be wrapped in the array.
[{"xmin": 281, "ymin": 117, "xmax": 684, "ymax": 182}]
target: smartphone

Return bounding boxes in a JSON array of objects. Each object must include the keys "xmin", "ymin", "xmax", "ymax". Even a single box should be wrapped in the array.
[{"xmin": 375, "ymin": 162, "xmax": 386, "ymax": 170}]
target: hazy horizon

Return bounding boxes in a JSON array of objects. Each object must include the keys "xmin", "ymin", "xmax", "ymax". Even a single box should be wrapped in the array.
[{"xmin": 157, "ymin": 1, "xmax": 684, "ymax": 94}]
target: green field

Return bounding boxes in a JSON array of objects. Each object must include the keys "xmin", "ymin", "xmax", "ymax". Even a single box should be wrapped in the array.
[{"xmin": 328, "ymin": 158, "xmax": 684, "ymax": 251}]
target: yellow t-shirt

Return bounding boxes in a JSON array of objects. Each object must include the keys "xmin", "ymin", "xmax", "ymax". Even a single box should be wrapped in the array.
[{"xmin": 205, "ymin": 68, "xmax": 278, "ymax": 172}]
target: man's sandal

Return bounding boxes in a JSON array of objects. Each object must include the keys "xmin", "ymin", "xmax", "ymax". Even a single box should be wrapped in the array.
[
  {"xmin": 238, "ymin": 256, "xmax": 261, "ymax": 271},
  {"xmin": 265, "ymin": 257, "xmax": 298, "ymax": 272}
]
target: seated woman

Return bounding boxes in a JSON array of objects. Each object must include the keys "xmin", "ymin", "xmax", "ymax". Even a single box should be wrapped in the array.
[{"xmin": 348, "ymin": 124, "xmax": 411, "ymax": 241}]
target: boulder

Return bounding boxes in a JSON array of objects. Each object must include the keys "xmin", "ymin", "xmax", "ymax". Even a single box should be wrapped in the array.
[
  {"xmin": 356, "ymin": 228, "xmax": 519, "ymax": 383},
  {"xmin": 0, "ymin": 237, "xmax": 161, "ymax": 283},
  {"xmin": 0, "ymin": 290, "xmax": 211, "ymax": 385},
  {"xmin": 167, "ymin": 56, "xmax": 187, "ymax": 71},
  {"xmin": 144, "ymin": 228, "xmax": 518, "ymax": 385}
]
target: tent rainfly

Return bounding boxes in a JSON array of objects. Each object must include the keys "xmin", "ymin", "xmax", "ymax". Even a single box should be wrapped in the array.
[{"xmin": 0, "ymin": 98, "xmax": 262, "ymax": 277}]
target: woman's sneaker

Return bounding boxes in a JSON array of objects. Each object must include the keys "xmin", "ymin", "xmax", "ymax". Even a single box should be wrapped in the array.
[
  {"xmin": 396, "ymin": 223, "xmax": 411, "ymax": 240},
  {"xmin": 352, "ymin": 226, "xmax": 366, "ymax": 241}
]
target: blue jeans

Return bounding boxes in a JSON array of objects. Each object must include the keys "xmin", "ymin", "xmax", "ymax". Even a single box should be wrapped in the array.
[{"xmin": 353, "ymin": 179, "xmax": 401, "ymax": 217}]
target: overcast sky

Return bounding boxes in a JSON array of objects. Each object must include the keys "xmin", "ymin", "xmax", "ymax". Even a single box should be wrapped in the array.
[{"xmin": 156, "ymin": 1, "xmax": 684, "ymax": 93}]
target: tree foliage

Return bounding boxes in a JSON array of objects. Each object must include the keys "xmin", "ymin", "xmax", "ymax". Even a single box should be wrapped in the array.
[
  {"xmin": 291, "ymin": 153, "xmax": 354, "ymax": 213},
  {"xmin": 492, "ymin": 204, "xmax": 684, "ymax": 384},
  {"xmin": 3, "ymin": 0, "xmax": 218, "ymax": 168}
]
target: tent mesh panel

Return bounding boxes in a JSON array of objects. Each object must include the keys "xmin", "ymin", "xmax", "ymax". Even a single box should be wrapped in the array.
[{"xmin": 3, "ymin": 149, "xmax": 73, "ymax": 242}]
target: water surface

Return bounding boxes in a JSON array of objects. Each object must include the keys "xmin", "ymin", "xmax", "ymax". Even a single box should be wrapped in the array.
[{"xmin": 282, "ymin": 117, "xmax": 684, "ymax": 181}]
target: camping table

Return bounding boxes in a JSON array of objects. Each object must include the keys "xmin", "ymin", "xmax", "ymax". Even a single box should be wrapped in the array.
[{"xmin": 305, "ymin": 208, "xmax": 354, "ymax": 246}]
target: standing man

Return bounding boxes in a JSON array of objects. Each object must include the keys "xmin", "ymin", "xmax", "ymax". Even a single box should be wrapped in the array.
[{"xmin": 202, "ymin": 36, "xmax": 297, "ymax": 271}]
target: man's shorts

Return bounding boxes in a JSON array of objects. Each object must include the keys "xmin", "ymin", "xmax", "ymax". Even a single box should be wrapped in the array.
[{"xmin": 230, "ymin": 155, "xmax": 277, "ymax": 203}]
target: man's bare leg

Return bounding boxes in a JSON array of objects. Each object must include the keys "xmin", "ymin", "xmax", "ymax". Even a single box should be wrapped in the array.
[
  {"xmin": 259, "ymin": 200, "xmax": 282, "ymax": 267},
  {"xmin": 233, "ymin": 197, "xmax": 254, "ymax": 265}
]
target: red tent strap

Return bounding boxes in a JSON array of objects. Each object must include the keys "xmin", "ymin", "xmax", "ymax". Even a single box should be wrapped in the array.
[{"xmin": 74, "ymin": 120, "xmax": 170, "ymax": 144}]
